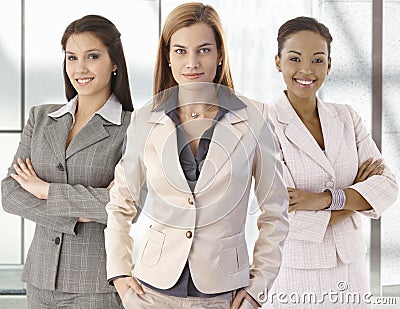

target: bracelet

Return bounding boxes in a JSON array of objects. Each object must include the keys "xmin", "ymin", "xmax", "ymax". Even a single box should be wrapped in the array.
[{"xmin": 324, "ymin": 188, "xmax": 346, "ymax": 210}]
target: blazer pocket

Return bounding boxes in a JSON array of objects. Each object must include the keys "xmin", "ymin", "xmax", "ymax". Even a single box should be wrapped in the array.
[
  {"xmin": 219, "ymin": 232, "xmax": 249, "ymax": 274},
  {"xmin": 139, "ymin": 228, "xmax": 166, "ymax": 267}
]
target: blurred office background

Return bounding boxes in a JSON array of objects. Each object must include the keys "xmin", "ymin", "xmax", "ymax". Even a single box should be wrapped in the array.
[{"xmin": 0, "ymin": 0, "xmax": 399, "ymax": 307}]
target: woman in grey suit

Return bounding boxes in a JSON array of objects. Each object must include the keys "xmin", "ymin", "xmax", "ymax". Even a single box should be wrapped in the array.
[{"xmin": 1, "ymin": 15, "xmax": 133, "ymax": 308}]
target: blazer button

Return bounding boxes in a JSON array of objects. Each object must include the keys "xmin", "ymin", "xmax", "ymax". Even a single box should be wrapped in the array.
[
  {"xmin": 54, "ymin": 237, "xmax": 61, "ymax": 245},
  {"xmin": 188, "ymin": 198, "xmax": 193, "ymax": 205},
  {"xmin": 186, "ymin": 231, "xmax": 192, "ymax": 239},
  {"xmin": 57, "ymin": 163, "xmax": 64, "ymax": 171},
  {"xmin": 326, "ymin": 181, "xmax": 333, "ymax": 188}
]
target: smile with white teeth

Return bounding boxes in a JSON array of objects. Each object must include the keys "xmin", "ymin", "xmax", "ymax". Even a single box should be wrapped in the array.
[
  {"xmin": 295, "ymin": 79, "xmax": 314, "ymax": 85},
  {"xmin": 77, "ymin": 78, "xmax": 93, "ymax": 84}
]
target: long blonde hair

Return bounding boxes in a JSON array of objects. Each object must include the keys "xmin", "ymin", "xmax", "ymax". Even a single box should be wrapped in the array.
[{"xmin": 153, "ymin": 2, "xmax": 234, "ymax": 106}]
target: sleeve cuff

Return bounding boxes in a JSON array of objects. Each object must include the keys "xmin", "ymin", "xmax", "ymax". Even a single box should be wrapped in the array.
[{"xmin": 107, "ymin": 275, "xmax": 129, "ymax": 286}]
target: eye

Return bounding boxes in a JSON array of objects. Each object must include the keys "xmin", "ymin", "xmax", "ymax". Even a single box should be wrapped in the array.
[
  {"xmin": 289, "ymin": 57, "xmax": 300, "ymax": 62},
  {"xmin": 199, "ymin": 48, "xmax": 210, "ymax": 54},
  {"xmin": 313, "ymin": 58, "xmax": 324, "ymax": 63},
  {"xmin": 87, "ymin": 53, "xmax": 99, "ymax": 60},
  {"xmin": 67, "ymin": 55, "xmax": 76, "ymax": 61},
  {"xmin": 174, "ymin": 49, "xmax": 186, "ymax": 54}
]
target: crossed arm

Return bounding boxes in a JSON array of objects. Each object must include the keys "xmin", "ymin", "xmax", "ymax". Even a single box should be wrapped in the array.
[
  {"xmin": 9, "ymin": 157, "xmax": 114, "ymax": 223},
  {"xmin": 287, "ymin": 158, "xmax": 383, "ymax": 225}
]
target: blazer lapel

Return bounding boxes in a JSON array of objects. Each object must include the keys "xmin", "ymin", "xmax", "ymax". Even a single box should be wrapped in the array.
[
  {"xmin": 66, "ymin": 114, "xmax": 110, "ymax": 159},
  {"xmin": 194, "ymin": 108, "xmax": 246, "ymax": 194},
  {"xmin": 44, "ymin": 114, "xmax": 72, "ymax": 162},
  {"xmin": 318, "ymin": 100, "xmax": 344, "ymax": 168},
  {"xmin": 148, "ymin": 109, "xmax": 192, "ymax": 194},
  {"xmin": 276, "ymin": 93, "xmax": 335, "ymax": 177}
]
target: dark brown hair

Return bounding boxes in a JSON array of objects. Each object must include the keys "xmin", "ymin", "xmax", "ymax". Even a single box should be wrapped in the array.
[
  {"xmin": 153, "ymin": 2, "xmax": 234, "ymax": 104},
  {"xmin": 277, "ymin": 16, "xmax": 332, "ymax": 58},
  {"xmin": 61, "ymin": 14, "xmax": 133, "ymax": 111}
]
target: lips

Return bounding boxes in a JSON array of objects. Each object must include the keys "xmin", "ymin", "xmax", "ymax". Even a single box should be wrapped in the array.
[
  {"xmin": 183, "ymin": 73, "xmax": 204, "ymax": 80},
  {"xmin": 76, "ymin": 78, "xmax": 94, "ymax": 85},
  {"xmin": 294, "ymin": 78, "xmax": 315, "ymax": 87}
]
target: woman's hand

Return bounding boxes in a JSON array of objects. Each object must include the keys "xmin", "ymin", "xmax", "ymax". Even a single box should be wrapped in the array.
[
  {"xmin": 114, "ymin": 276, "xmax": 144, "ymax": 301},
  {"xmin": 11, "ymin": 158, "xmax": 50, "ymax": 199},
  {"xmin": 354, "ymin": 158, "xmax": 384, "ymax": 184},
  {"xmin": 77, "ymin": 218, "xmax": 93, "ymax": 223},
  {"xmin": 287, "ymin": 188, "xmax": 331, "ymax": 212},
  {"xmin": 231, "ymin": 289, "xmax": 259, "ymax": 309}
]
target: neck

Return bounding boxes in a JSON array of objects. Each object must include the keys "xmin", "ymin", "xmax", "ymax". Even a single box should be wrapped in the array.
[
  {"xmin": 76, "ymin": 92, "xmax": 110, "ymax": 119},
  {"xmin": 178, "ymin": 83, "xmax": 218, "ymax": 111},
  {"xmin": 285, "ymin": 91, "xmax": 318, "ymax": 120}
]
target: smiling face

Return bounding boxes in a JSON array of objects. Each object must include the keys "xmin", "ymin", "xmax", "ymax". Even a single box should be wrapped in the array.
[
  {"xmin": 168, "ymin": 22, "xmax": 221, "ymax": 86},
  {"xmin": 65, "ymin": 32, "xmax": 116, "ymax": 101},
  {"xmin": 275, "ymin": 30, "xmax": 331, "ymax": 103}
]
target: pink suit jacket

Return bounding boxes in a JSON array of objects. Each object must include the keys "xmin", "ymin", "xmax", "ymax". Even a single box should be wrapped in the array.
[{"xmin": 269, "ymin": 92, "xmax": 398, "ymax": 269}]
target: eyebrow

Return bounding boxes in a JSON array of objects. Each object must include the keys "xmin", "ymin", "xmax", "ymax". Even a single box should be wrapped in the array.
[
  {"xmin": 172, "ymin": 42, "xmax": 214, "ymax": 48},
  {"xmin": 65, "ymin": 48, "xmax": 102, "ymax": 54},
  {"xmin": 287, "ymin": 50, "xmax": 326, "ymax": 56}
]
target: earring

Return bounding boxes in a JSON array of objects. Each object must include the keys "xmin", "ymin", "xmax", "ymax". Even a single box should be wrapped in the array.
[
  {"xmin": 168, "ymin": 63, "xmax": 171, "ymax": 67},
  {"xmin": 218, "ymin": 61, "xmax": 222, "ymax": 66},
  {"xmin": 113, "ymin": 71, "xmax": 117, "ymax": 76}
]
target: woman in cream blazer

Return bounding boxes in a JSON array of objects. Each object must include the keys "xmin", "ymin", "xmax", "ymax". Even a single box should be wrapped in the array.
[
  {"xmin": 105, "ymin": 3, "xmax": 289, "ymax": 309},
  {"xmin": 267, "ymin": 17, "xmax": 398, "ymax": 308}
]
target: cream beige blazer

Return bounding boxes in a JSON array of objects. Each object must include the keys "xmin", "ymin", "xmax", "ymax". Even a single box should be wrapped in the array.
[
  {"xmin": 104, "ymin": 95, "xmax": 289, "ymax": 300},
  {"xmin": 269, "ymin": 92, "xmax": 398, "ymax": 269}
]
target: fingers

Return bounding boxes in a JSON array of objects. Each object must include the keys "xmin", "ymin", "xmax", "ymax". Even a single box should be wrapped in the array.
[
  {"xmin": 355, "ymin": 158, "xmax": 384, "ymax": 183},
  {"xmin": 288, "ymin": 189, "xmax": 298, "ymax": 208},
  {"xmin": 363, "ymin": 159, "xmax": 383, "ymax": 178},
  {"xmin": 356, "ymin": 158, "xmax": 372, "ymax": 179},
  {"xmin": 107, "ymin": 180, "xmax": 115, "ymax": 189},
  {"xmin": 13, "ymin": 163, "xmax": 28, "ymax": 180},
  {"xmin": 232, "ymin": 289, "xmax": 248, "ymax": 309},
  {"xmin": 126, "ymin": 277, "xmax": 144, "ymax": 295},
  {"xmin": 13, "ymin": 158, "xmax": 35, "ymax": 179},
  {"xmin": 231, "ymin": 289, "xmax": 247, "ymax": 309},
  {"xmin": 244, "ymin": 293, "xmax": 260, "ymax": 308},
  {"xmin": 10, "ymin": 173, "xmax": 24, "ymax": 184},
  {"xmin": 26, "ymin": 158, "xmax": 37, "ymax": 176},
  {"xmin": 16, "ymin": 158, "xmax": 32, "ymax": 176}
]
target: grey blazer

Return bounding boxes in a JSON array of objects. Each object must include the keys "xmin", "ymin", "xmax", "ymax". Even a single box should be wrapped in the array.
[{"xmin": 1, "ymin": 102, "xmax": 131, "ymax": 293}]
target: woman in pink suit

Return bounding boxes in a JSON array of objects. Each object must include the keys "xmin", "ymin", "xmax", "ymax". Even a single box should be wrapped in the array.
[{"xmin": 268, "ymin": 16, "xmax": 398, "ymax": 308}]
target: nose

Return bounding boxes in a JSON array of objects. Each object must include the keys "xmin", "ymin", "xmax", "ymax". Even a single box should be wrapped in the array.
[
  {"xmin": 186, "ymin": 53, "xmax": 199, "ymax": 69},
  {"xmin": 300, "ymin": 61, "xmax": 312, "ymax": 74},
  {"xmin": 76, "ymin": 59, "xmax": 89, "ymax": 74}
]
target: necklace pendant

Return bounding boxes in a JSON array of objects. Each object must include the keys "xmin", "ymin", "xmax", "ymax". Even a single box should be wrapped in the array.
[{"xmin": 191, "ymin": 112, "xmax": 199, "ymax": 118}]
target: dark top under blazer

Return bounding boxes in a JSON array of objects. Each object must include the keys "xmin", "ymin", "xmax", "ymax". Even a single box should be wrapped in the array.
[{"xmin": 1, "ymin": 101, "xmax": 131, "ymax": 293}]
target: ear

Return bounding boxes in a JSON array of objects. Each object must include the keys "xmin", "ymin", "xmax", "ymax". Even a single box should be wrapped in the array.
[
  {"xmin": 327, "ymin": 57, "xmax": 332, "ymax": 75},
  {"xmin": 217, "ymin": 50, "xmax": 223, "ymax": 66},
  {"xmin": 275, "ymin": 55, "xmax": 282, "ymax": 72},
  {"xmin": 112, "ymin": 64, "xmax": 117, "ymax": 72}
]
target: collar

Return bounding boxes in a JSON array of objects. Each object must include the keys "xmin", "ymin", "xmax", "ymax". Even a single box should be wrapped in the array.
[
  {"xmin": 274, "ymin": 91, "xmax": 328, "ymax": 125},
  {"xmin": 48, "ymin": 93, "xmax": 122, "ymax": 125}
]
